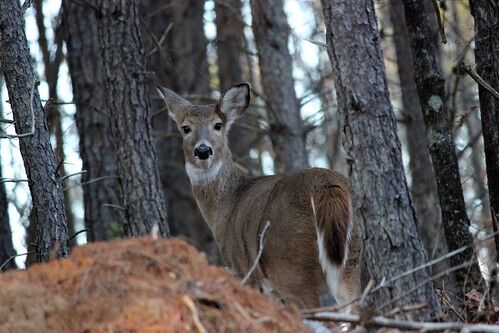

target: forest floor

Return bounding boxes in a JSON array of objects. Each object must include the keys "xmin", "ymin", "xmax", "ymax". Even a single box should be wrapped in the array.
[{"xmin": 0, "ymin": 237, "xmax": 307, "ymax": 333}]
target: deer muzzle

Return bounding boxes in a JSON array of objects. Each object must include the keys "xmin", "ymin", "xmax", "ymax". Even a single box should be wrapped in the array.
[{"xmin": 194, "ymin": 144, "xmax": 213, "ymax": 160}]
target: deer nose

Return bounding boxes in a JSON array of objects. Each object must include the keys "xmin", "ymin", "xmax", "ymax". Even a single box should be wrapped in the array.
[{"xmin": 194, "ymin": 144, "xmax": 213, "ymax": 160}]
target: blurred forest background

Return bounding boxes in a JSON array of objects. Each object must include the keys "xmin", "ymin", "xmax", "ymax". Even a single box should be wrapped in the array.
[{"xmin": 0, "ymin": 0, "xmax": 498, "ymax": 320}]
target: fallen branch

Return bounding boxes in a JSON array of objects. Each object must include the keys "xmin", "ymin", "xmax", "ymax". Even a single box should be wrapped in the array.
[
  {"xmin": 182, "ymin": 295, "xmax": 207, "ymax": 333},
  {"xmin": 304, "ymin": 311, "xmax": 499, "ymax": 332},
  {"xmin": 460, "ymin": 62, "xmax": 499, "ymax": 100},
  {"xmin": 241, "ymin": 221, "xmax": 271, "ymax": 284}
]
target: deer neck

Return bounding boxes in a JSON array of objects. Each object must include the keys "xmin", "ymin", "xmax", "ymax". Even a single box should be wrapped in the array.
[{"xmin": 188, "ymin": 154, "xmax": 245, "ymax": 236}]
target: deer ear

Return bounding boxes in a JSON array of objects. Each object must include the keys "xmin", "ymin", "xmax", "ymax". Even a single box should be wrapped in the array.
[
  {"xmin": 156, "ymin": 85, "xmax": 191, "ymax": 123},
  {"xmin": 220, "ymin": 83, "xmax": 250, "ymax": 126}
]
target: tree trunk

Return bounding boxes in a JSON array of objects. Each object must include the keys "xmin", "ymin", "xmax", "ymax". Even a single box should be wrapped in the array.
[
  {"xmin": 95, "ymin": 0, "xmax": 169, "ymax": 237},
  {"xmin": 401, "ymin": 0, "xmax": 481, "ymax": 286},
  {"xmin": 63, "ymin": 0, "xmax": 124, "ymax": 241},
  {"xmin": 34, "ymin": 1, "xmax": 76, "ymax": 246},
  {"xmin": 216, "ymin": 0, "xmax": 258, "ymax": 172},
  {"xmin": 140, "ymin": 0, "xmax": 220, "ymax": 262},
  {"xmin": 321, "ymin": 0, "xmax": 441, "ymax": 317},
  {"xmin": 251, "ymin": 0, "xmax": 309, "ymax": 173},
  {"xmin": 0, "ymin": 73, "xmax": 17, "ymax": 271},
  {"xmin": 468, "ymin": 0, "xmax": 499, "ymax": 261},
  {"xmin": 389, "ymin": 0, "xmax": 448, "ymax": 273},
  {"xmin": 0, "ymin": 0, "xmax": 68, "ymax": 262}
]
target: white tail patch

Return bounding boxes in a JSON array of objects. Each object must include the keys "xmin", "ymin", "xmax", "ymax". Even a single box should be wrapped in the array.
[{"xmin": 311, "ymin": 197, "xmax": 348, "ymax": 302}]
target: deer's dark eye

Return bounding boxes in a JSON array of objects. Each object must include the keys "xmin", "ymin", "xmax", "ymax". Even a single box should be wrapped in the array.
[
  {"xmin": 214, "ymin": 123, "xmax": 223, "ymax": 131},
  {"xmin": 181, "ymin": 126, "xmax": 191, "ymax": 134}
]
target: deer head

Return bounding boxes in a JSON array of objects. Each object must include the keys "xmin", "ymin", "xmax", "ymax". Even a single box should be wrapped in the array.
[{"xmin": 156, "ymin": 83, "xmax": 250, "ymax": 184}]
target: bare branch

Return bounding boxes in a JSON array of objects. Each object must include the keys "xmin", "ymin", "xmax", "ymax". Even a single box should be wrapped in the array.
[
  {"xmin": 241, "ymin": 221, "xmax": 271, "ymax": 284},
  {"xmin": 60, "ymin": 170, "xmax": 87, "ymax": 181},
  {"xmin": 0, "ymin": 251, "xmax": 36, "ymax": 271},
  {"xmin": 0, "ymin": 118, "xmax": 14, "ymax": 124},
  {"xmin": 0, "ymin": 178, "xmax": 28, "ymax": 184},
  {"xmin": 102, "ymin": 203, "xmax": 125, "ymax": 211},
  {"xmin": 64, "ymin": 175, "xmax": 119, "ymax": 191},
  {"xmin": 460, "ymin": 62, "xmax": 499, "ymax": 101},
  {"xmin": 303, "ymin": 37, "xmax": 327, "ymax": 48}
]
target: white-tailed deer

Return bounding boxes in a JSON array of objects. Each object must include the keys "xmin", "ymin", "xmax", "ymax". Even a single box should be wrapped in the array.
[{"xmin": 157, "ymin": 83, "xmax": 361, "ymax": 310}]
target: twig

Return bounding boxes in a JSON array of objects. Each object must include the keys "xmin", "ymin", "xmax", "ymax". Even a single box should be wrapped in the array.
[
  {"xmin": 0, "ymin": 178, "xmax": 28, "ymax": 184},
  {"xmin": 0, "ymin": 79, "xmax": 37, "ymax": 139},
  {"xmin": 64, "ymin": 175, "xmax": 118, "ymax": 191},
  {"xmin": 102, "ymin": 204, "xmax": 125, "ymax": 211},
  {"xmin": 67, "ymin": 228, "xmax": 89, "ymax": 243},
  {"xmin": 333, "ymin": 230, "xmax": 499, "ymax": 312},
  {"xmin": 241, "ymin": 221, "xmax": 271, "ymax": 284},
  {"xmin": 60, "ymin": 170, "xmax": 87, "ymax": 181},
  {"xmin": 377, "ymin": 259, "xmax": 477, "ymax": 312},
  {"xmin": 0, "ymin": 251, "xmax": 36, "ymax": 271},
  {"xmin": 303, "ymin": 38, "xmax": 327, "ymax": 48},
  {"xmin": 182, "ymin": 295, "xmax": 207, "ymax": 333},
  {"xmin": 0, "ymin": 118, "xmax": 14, "ymax": 124},
  {"xmin": 432, "ymin": 0, "xmax": 447, "ymax": 44},
  {"xmin": 387, "ymin": 303, "xmax": 428, "ymax": 316},
  {"xmin": 304, "ymin": 311, "xmax": 499, "ymax": 332},
  {"xmin": 21, "ymin": 0, "xmax": 32, "ymax": 12},
  {"xmin": 459, "ymin": 62, "xmax": 499, "ymax": 100}
]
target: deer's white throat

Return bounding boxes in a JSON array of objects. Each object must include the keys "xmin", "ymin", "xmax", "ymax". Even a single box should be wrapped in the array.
[{"xmin": 186, "ymin": 160, "xmax": 223, "ymax": 185}]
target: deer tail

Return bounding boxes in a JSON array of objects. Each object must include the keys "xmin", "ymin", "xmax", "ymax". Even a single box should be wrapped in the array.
[{"xmin": 311, "ymin": 184, "xmax": 352, "ymax": 267}]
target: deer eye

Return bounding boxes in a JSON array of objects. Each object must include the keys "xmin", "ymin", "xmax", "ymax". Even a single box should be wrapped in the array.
[
  {"xmin": 181, "ymin": 126, "xmax": 191, "ymax": 134},
  {"xmin": 214, "ymin": 123, "xmax": 223, "ymax": 131}
]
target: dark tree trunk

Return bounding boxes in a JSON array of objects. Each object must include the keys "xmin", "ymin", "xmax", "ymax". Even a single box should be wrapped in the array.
[
  {"xmin": 251, "ymin": 0, "xmax": 309, "ymax": 173},
  {"xmin": 0, "ymin": 0, "xmax": 69, "ymax": 262},
  {"xmin": 468, "ymin": 0, "xmax": 499, "ymax": 260},
  {"xmin": 321, "ymin": 0, "xmax": 441, "ymax": 317},
  {"xmin": 95, "ymin": 0, "xmax": 169, "ymax": 237},
  {"xmin": 389, "ymin": 0, "xmax": 448, "ymax": 273},
  {"xmin": 0, "ymin": 73, "xmax": 17, "ymax": 271},
  {"xmin": 34, "ymin": 1, "xmax": 76, "ymax": 246},
  {"xmin": 63, "ymin": 0, "xmax": 124, "ymax": 241},
  {"xmin": 216, "ymin": 0, "xmax": 244, "ymax": 92},
  {"xmin": 216, "ymin": 0, "xmax": 258, "ymax": 172},
  {"xmin": 401, "ymin": 0, "xmax": 481, "ymax": 285},
  {"xmin": 140, "ymin": 0, "xmax": 219, "ymax": 262}
]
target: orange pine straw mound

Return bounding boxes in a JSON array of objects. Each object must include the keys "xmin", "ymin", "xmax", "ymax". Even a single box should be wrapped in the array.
[{"xmin": 0, "ymin": 238, "xmax": 306, "ymax": 332}]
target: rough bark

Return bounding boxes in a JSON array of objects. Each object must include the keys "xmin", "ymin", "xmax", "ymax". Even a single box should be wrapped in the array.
[
  {"xmin": 468, "ymin": 0, "xmax": 499, "ymax": 259},
  {"xmin": 389, "ymin": 0, "xmax": 448, "ymax": 272},
  {"xmin": 216, "ymin": 0, "xmax": 258, "ymax": 172},
  {"xmin": 34, "ymin": 1, "xmax": 76, "ymax": 246},
  {"xmin": 251, "ymin": 0, "xmax": 309, "ymax": 173},
  {"xmin": 401, "ymin": 0, "xmax": 481, "ymax": 285},
  {"xmin": 95, "ymin": 0, "xmax": 169, "ymax": 237},
  {"xmin": 0, "ymin": 73, "xmax": 17, "ymax": 271},
  {"xmin": 63, "ymin": 0, "xmax": 124, "ymax": 241},
  {"xmin": 321, "ymin": 0, "xmax": 441, "ymax": 317},
  {"xmin": 0, "ymin": 0, "xmax": 69, "ymax": 262},
  {"xmin": 140, "ymin": 0, "xmax": 219, "ymax": 261}
]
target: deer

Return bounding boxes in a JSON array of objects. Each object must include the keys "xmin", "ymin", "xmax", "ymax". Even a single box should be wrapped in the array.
[{"xmin": 157, "ymin": 83, "xmax": 361, "ymax": 310}]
